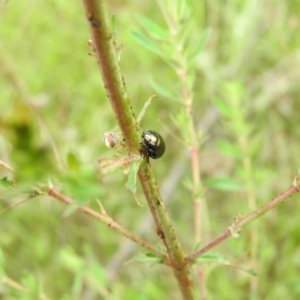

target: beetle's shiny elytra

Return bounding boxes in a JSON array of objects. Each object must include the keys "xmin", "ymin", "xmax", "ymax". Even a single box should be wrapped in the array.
[{"xmin": 141, "ymin": 130, "xmax": 166, "ymax": 159}]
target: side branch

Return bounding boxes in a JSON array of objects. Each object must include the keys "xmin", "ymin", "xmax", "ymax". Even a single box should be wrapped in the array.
[
  {"xmin": 48, "ymin": 188, "xmax": 166, "ymax": 261},
  {"xmin": 184, "ymin": 183, "xmax": 300, "ymax": 265}
]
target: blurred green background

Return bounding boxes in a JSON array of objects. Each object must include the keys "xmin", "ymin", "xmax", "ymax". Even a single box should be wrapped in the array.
[{"xmin": 1, "ymin": 0, "xmax": 300, "ymax": 299}]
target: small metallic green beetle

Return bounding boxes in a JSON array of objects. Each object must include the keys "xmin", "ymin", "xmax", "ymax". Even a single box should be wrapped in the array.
[{"xmin": 141, "ymin": 130, "xmax": 166, "ymax": 159}]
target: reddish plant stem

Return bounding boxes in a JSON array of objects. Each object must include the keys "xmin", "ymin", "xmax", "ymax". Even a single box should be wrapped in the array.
[
  {"xmin": 47, "ymin": 188, "xmax": 166, "ymax": 260},
  {"xmin": 184, "ymin": 184, "xmax": 299, "ymax": 266}
]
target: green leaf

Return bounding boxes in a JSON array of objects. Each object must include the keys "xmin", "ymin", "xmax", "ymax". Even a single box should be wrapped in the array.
[
  {"xmin": 137, "ymin": 95, "xmax": 156, "ymax": 124},
  {"xmin": 247, "ymin": 133, "xmax": 262, "ymax": 157},
  {"xmin": 149, "ymin": 77, "xmax": 178, "ymax": 100},
  {"xmin": 195, "ymin": 252, "xmax": 229, "ymax": 264},
  {"xmin": 170, "ymin": 109, "xmax": 190, "ymax": 144},
  {"xmin": 125, "ymin": 157, "xmax": 143, "ymax": 205},
  {"xmin": 188, "ymin": 28, "xmax": 210, "ymax": 61},
  {"xmin": 125, "ymin": 159, "xmax": 141, "ymax": 194},
  {"xmin": 177, "ymin": 0, "xmax": 190, "ymax": 20},
  {"xmin": 21, "ymin": 270, "xmax": 39, "ymax": 292},
  {"xmin": 216, "ymin": 139, "xmax": 240, "ymax": 159},
  {"xmin": 130, "ymin": 31, "xmax": 162, "ymax": 56},
  {"xmin": 206, "ymin": 177, "xmax": 241, "ymax": 191},
  {"xmin": 71, "ymin": 267, "xmax": 83, "ymax": 297},
  {"xmin": 0, "ymin": 177, "xmax": 14, "ymax": 187},
  {"xmin": 89, "ymin": 264, "xmax": 106, "ymax": 285},
  {"xmin": 246, "ymin": 268, "xmax": 258, "ymax": 276},
  {"xmin": 172, "ymin": 109, "xmax": 188, "ymax": 128},
  {"xmin": 58, "ymin": 246, "xmax": 84, "ymax": 271},
  {"xmin": 135, "ymin": 14, "xmax": 168, "ymax": 40},
  {"xmin": 131, "ymin": 253, "xmax": 162, "ymax": 266},
  {"xmin": 193, "ymin": 242, "xmax": 202, "ymax": 251},
  {"xmin": 194, "ymin": 253, "xmax": 257, "ymax": 276},
  {"xmin": 66, "ymin": 152, "xmax": 81, "ymax": 171},
  {"xmin": 156, "ymin": 243, "xmax": 167, "ymax": 254},
  {"xmin": 182, "ymin": 177, "xmax": 193, "ymax": 193},
  {"xmin": 213, "ymin": 98, "xmax": 231, "ymax": 117},
  {"xmin": 223, "ymin": 82, "xmax": 244, "ymax": 107},
  {"xmin": 110, "ymin": 15, "xmax": 117, "ymax": 35}
]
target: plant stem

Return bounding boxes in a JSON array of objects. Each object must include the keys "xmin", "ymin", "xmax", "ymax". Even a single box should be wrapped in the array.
[
  {"xmin": 82, "ymin": 1, "xmax": 194, "ymax": 298},
  {"xmin": 139, "ymin": 161, "xmax": 194, "ymax": 299},
  {"xmin": 47, "ymin": 187, "xmax": 166, "ymax": 260},
  {"xmin": 184, "ymin": 183, "xmax": 300, "ymax": 265},
  {"xmin": 82, "ymin": 0, "xmax": 140, "ymax": 153},
  {"xmin": 0, "ymin": 159, "xmax": 14, "ymax": 173}
]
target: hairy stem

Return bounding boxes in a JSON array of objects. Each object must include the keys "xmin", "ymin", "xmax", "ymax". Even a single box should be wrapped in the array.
[{"xmin": 82, "ymin": 0, "xmax": 194, "ymax": 298}]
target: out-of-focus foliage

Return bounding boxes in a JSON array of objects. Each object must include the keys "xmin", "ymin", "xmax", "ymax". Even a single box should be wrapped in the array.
[{"xmin": 1, "ymin": 0, "xmax": 300, "ymax": 299}]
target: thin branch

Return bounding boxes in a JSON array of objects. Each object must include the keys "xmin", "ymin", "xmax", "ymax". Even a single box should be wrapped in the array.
[
  {"xmin": 0, "ymin": 159, "xmax": 14, "ymax": 173},
  {"xmin": 184, "ymin": 183, "xmax": 300, "ymax": 265},
  {"xmin": 47, "ymin": 188, "xmax": 167, "ymax": 261},
  {"xmin": 2, "ymin": 276, "xmax": 52, "ymax": 300}
]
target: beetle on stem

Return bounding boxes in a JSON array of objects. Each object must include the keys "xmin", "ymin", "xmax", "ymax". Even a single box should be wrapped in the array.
[{"xmin": 141, "ymin": 130, "xmax": 166, "ymax": 159}]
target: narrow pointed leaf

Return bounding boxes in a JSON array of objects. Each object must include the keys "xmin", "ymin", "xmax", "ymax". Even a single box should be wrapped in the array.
[
  {"xmin": 188, "ymin": 28, "xmax": 210, "ymax": 61},
  {"xmin": 149, "ymin": 77, "xmax": 178, "ymax": 100},
  {"xmin": 125, "ymin": 158, "xmax": 142, "ymax": 195},
  {"xmin": 0, "ymin": 177, "xmax": 14, "ymax": 187},
  {"xmin": 206, "ymin": 177, "xmax": 241, "ymax": 191},
  {"xmin": 137, "ymin": 95, "xmax": 157, "ymax": 124},
  {"xmin": 130, "ymin": 31, "xmax": 162, "ymax": 56},
  {"xmin": 135, "ymin": 14, "xmax": 168, "ymax": 40}
]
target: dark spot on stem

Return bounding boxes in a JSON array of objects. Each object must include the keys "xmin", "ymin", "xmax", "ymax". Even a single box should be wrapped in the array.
[
  {"xmin": 88, "ymin": 15, "xmax": 99, "ymax": 28},
  {"xmin": 156, "ymin": 228, "xmax": 165, "ymax": 239}
]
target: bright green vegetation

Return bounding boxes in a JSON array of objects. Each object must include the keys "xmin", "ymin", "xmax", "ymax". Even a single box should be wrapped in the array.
[{"xmin": 1, "ymin": 1, "xmax": 300, "ymax": 299}]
